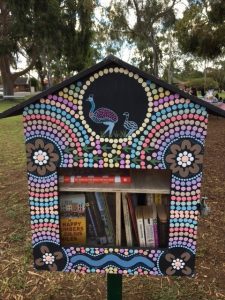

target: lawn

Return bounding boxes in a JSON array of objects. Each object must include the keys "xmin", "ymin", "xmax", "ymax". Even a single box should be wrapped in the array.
[{"xmin": 0, "ymin": 99, "xmax": 225, "ymax": 300}]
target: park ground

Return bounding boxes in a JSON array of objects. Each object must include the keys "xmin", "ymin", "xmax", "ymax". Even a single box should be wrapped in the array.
[{"xmin": 0, "ymin": 99, "xmax": 225, "ymax": 300}]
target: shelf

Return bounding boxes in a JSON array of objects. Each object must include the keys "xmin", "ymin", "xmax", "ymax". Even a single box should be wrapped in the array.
[{"xmin": 59, "ymin": 170, "xmax": 171, "ymax": 194}]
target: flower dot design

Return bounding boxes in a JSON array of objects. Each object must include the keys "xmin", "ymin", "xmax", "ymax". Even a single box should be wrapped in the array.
[
  {"xmin": 177, "ymin": 151, "xmax": 194, "ymax": 168},
  {"xmin": 171, "ymin": 258, "xmax": 185, "ymax": 270},
  {"xmin": 33, "ymin": 150, "xmax": 49, "ymax": 166},
  {"xmin": 42, "ymin": 252, "xmax": 55, "ymax": 265}
]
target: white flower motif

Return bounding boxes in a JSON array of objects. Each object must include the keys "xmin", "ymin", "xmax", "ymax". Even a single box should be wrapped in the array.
[
  {"xmin": 42, "ymin": 252, "xmax": 55, "ymax": 265},
  {"xmin": 33, "ymin": 150, "xmax": 49, "ymax": 166},
  {"xmin": 171, "ymin": 258, "xmax": 185, "ymax": 270},
  {"xmin": 176, "ymin": 151, "xmax": 194, "ymax": 168}
]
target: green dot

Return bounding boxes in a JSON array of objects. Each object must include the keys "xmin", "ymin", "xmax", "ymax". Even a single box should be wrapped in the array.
[
  {"xmin": 150, "ymin": 83, "xmax": 156, "ymax": 89},
  {"xmin": 70, "ymin": 84, "xmax": 75, "ymax": 90}
]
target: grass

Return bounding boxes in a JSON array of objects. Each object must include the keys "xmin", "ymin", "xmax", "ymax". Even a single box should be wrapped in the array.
[{"xmin": 0, "ymin": 99, "xmax": 225, "ymax": 299}]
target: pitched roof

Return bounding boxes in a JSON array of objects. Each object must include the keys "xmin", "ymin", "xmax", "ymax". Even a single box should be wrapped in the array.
[{"xmin": 1, "ymin": 55, "xmax": 225, "ymax": 118}]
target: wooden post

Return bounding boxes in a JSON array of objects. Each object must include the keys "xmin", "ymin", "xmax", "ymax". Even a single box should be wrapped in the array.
[{"xmin": 107, "ymin": 274, "xmax": 122, "ymax": 300}]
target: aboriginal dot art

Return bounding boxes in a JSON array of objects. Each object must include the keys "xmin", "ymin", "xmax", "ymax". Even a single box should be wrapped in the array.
[{"xmin": 2, "ymin": 57, "xmax": 215, "ymax": 276}]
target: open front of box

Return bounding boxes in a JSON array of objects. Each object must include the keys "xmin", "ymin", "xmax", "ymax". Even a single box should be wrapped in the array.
[{"xmin": 4, "ymin": 56, "xmax": 209, "ymax": 276}]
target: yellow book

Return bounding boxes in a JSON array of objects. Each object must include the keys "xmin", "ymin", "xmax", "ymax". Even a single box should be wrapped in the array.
[{"xmin": 60, "ymin": 193, "xmax": 86, "ymax": 245}]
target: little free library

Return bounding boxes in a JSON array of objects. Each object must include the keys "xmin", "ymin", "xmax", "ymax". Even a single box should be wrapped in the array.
[{"xmin": 1, "ymin": 55, "xmax": 225, "ymax": 277}]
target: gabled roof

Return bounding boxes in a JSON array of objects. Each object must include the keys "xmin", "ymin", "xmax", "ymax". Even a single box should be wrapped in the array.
[{"xmin": 1, "ymin": 55, "xmax": 225, "ymax": 118}]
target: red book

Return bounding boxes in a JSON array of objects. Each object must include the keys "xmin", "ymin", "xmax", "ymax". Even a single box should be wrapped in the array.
[{"xmin": 59, "ymin": 175, "xmax": 131, "ymax": 184}]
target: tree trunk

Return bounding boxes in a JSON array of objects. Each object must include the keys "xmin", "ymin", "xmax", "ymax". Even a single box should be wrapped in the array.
[{"xmin": 0, "ymin": 55, "xmax": 15, "ymax": 96}]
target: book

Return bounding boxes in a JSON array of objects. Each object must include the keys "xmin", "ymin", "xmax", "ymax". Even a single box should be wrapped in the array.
[
  {"xmin": 126, "ymin": 193, "xmax": 139, "ymax": 245},
  {"xmin": 135, "ymin": 206, "xmax": 146, "ymax": 247},
  {"xmin": 116, "ymin": 192, "xmax": 121, "ymax": 246},
  {"xmin": 86, "ymin": 193, "xmax": 107, "ymax": 245},
  {"xmin": 152, "ymin": 202, "xmax": 159, "ymax": 248},
  {"xmin": 59, "ymin": 175, "xmax": 131, "ymax": 184},
  {"xmin": 143, "ymin": 206, "xmax": 155, "ymax": 247},
  {"xmin": 122, "ymin": 193, "xmax": 133, "ymax": 246},
  {"xmin": 95, "ymin": 192, "xmax": 115, "ymax": 244},
  {"xmin": 154, "ymin": 194, "xmax": 163, "ymax": 205},
  {"xmin": 146, "ymin": 193, "xmax": 154, "ymax": 206},
  {"xmin": 60, "ymin": 193, "xmax": 86, "ymax": 245},
  {"xmin": 157, "ymin": 203, "xmax": 168, "ymax": 248}
]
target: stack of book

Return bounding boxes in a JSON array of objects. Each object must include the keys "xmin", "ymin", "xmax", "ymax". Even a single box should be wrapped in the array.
[{"xmin": 122, "ymin": 193, "xmax": 169, "ymax": 248}]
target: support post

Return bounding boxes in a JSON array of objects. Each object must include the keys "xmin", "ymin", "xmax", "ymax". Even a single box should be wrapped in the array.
[{"xmin": 107, "ymin": 274, "xmax": 122, "ymax": 300}]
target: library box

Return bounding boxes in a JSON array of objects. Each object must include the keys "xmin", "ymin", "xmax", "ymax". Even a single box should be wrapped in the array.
[{"xmin": 1, "ymin": 55, "xmax": 225, "ymax": 276}]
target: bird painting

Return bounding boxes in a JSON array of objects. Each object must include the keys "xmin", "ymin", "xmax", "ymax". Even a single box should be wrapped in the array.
[
  {"xmin": 123, "ymin": 112, "xmax": 138, "ymax": 137},
  {"xmin": 86, "ymin": 94, "xmax": 118, "ymax": 136}
]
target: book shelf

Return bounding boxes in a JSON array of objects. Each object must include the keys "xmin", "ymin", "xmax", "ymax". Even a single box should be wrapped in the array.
[
  {"xmin": 59, "ymin": 169, "xmax": 171, "ymax": 194},
  {"xmin": 58, "ymin": 169, "xmax": 171, "ymax": 250}
]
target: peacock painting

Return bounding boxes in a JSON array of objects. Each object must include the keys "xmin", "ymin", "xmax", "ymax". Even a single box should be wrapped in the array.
[
  {"xmin": 86, "ymin": 94, "xmax": 118, "ymax": 136},
  {"xmin": 123, "ymin": 112, "xmax": 138, "ymax": 137}
]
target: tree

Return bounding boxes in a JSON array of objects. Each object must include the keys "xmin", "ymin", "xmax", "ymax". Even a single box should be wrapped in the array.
[
  {"xmin": 100, "ymin": 0, "xmax": 179, "ymax": 76},
  {"xmin": 175, "ymin": 0, "xmax": 225, "ymax": 60},
  {"xmin": 0, "ymin": 0, "xmax": 96, "ymax": 95}
]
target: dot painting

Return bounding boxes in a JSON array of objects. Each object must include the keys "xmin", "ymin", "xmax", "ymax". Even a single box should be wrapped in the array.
[{"xmin": 20, "ymin": 59, "xmax": 210, "ymax": 276}]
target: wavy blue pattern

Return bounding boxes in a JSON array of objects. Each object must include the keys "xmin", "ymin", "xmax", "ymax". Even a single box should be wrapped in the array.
[{"xmin": 71, "ymin": 254, "xmax": 155, "ymax": 268}]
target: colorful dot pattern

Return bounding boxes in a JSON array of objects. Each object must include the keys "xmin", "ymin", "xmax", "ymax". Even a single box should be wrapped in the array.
[{"xmin": 22, "ymin": 65, "xmax": 208, "ymax": 274}]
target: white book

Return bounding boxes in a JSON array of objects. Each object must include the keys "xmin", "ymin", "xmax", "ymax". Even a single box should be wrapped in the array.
[
  {"xmin": 122, "ymin": 193, "xmax": 133, "ymax": 246},
  {"xmin": 135, "ymin": 206, "xmax": 146, "ymax": 247}
]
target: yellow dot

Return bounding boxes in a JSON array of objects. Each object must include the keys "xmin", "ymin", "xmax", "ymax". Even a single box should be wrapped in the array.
[
  {"xmin": 124, "ymin": 69, "xmax": 129, "ymax": 74},
  {"xmin": 158, "ymin": 87, "xmax": 164, "ymax": 92},
  {"xmin": 96, "ymin": 135, "xmax": 100, "ymax": 139},
  {"xmin": 115, "ymin": 162, "xmax": 119, "ymax": 167},
  {"xmin": 99, "ymin": 71, "xmax": 104, "ymax": 76},
  {"xmin": 85, "ymin": 124, "xmax": 89, "ymax": 129},
  {"xmin": 104, "ymin": 68, "xmax": 109, "ymax": 74},
  {"xmin": 87, "ymin": 128, "xmax": 92, "ymax": 133},
  {"xmin": 94, "ymin": 73, "xmax": 99, "ymax": 79},
  {"xmin": 154, "ymin": 95, "xmax": 159, "ymax": 100},
  {"xmin": 91, "ymin": 131, "xmax": 96, "ymax": 136},
  {"xmin": 58, "ymin": 91, "xmax": 63, "ymax": 96},
  {"xmin": 165, "ymin": 90, "xmax": 170, "ymax": 95},
  {"xmin": 104, "ymin": 163, "xmax": 109, "ymax": 167},
  {"xmin": 104, "ymin": 157, "xmax": 109, "ymax": 162},
  {"xmin": 86, "ymin": 80, "xmax": 90, "ymax": 86},
  {"xmin": 90, "ymin": 76, "xmax": 94, "ymax": 82},
  {"xmin": 80, "ymin": 90, "xmax": 85, "ymax": 95},
  {"xmin": 138, "ymin": 78, "xmax": 143, "ymax": 83},
  {"xmin": 109, "ymin": 164, "xmax": 114, "ymax": 168},
  {"xmin": 109, "ymin": 68, "xmax": 113, "ymax": 73},
  {"xmin": 117, "ymin": 150, "xmax": 121, "ymax": 155},
  {"xmin": 64, "ymin": 94, "xmax": 68, "ymax": 98},
  {"xmin": 129, "ymin": 72, "xmax": 134, "ymax": 77},
  {"xmin": 80, "ymin": 116, "xmax": 84, "ymax": 120},
  {"xmin": 160, "ymin": 92, "xmax": 164, "ymax": 98},
  {"xmin": 142, "ymin": 82, "xmax": 147, "ymax": 87},
  {"xmin": 78, "ymin": 105, "xmax": 83, "ymax": 111},
  {"xmin": 63, "ymin": 88, "xmax": 68, "ymax": 93},
  {"xmin": 134, "ymin": 74, "xmax": 139, "ymax": 79},
  {"xmin": 108, "ymin": 153, "xmax": 112, "ymax": 158},
  {"xmin": 114, "ymin": 67, "xmax": 119, "ymax": 72},
  {"xmin": 117, "ymin": 145, "xmax": 122, "ymax": 149},
  {"xmin": 103, "ymin": 152, "xmax": 107, "ymax": 157},
  {"xmin": 139, "ymin": 126, "xmax": 144, "ymax": 131},
  {"xmin": 79, "ymin": 95, "xmax": 83, "ymax": 100},
  {"xmin": 119, "ymin": 68, "xmax": 124, "ymax": 73},
  {"xmin": 68, "ymin": 96, "xmax": 73, "ymax": 101}
]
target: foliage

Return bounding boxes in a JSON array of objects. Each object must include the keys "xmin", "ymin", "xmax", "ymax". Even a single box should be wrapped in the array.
[
  {"xmin": 99, "ymin": 0, "xmax": 178, "ymax": 76},
  {"xmin": 0, "ymin": 0, "xmax": 97, "ymax": 94},
  {"xmin": 187, "ymin": 77, "xmax": 218, "ymax": 89},
  {"xmin": 175, "ymin": 0, "xmax": 225, "ymax": 60}
]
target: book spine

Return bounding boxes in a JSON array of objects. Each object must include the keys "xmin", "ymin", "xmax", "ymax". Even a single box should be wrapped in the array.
[
  {"xmin": 86, "ymin": 193, "xmax": 107, "ymax": 245},
  {"xmin": 127, "ymin": 194, "xmax": 139, "ymax": 244},
  {"xmin": 116, "ymin": 192, "xmax": 121, "ymax": 246},
  {"xmin": 122, "ymin": 194, "xmax": 133, "ymax": 246},
  {"xmin": 59, "ymin": 175, "xmax": 131, "ymax": 184},
  {"xmin": 144, "ymin": 217, "xmax": 155, "ymax": 247},
  {"xmin": 136, "ymin": 217, "xmax": 146, "ymax": 247},
  {"xmin": 152, "ymin": 203, "xmax": 159, "ymax": 247},
  {"xmin": 95, "ymin": 192, "xmax": 115, "ymax": 244},
  {"xmin": 154, "ymin": 194, "xmax": 162, "ymax": 205}
]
